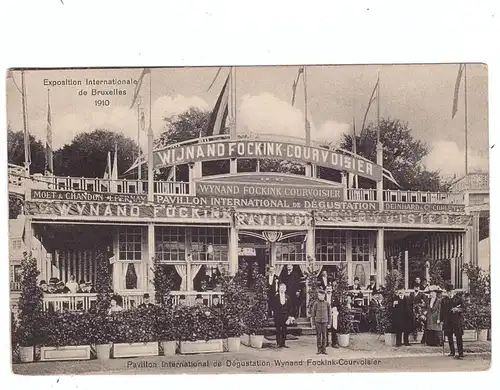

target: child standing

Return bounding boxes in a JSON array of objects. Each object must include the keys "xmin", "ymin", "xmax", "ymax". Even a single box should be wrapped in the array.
[{"xmin": 311, "ymin": 289, "xmax": 332, "ymax": 355}]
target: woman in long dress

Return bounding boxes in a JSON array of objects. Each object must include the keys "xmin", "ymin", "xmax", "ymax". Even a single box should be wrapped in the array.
[{"xmin": 424, "ymin": 286, "xmax": 442, "ymax": 346}]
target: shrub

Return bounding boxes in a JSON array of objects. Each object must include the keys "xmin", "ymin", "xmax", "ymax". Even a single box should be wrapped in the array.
[
  {"xmin": 245, "ymin": 268, "xmax": 268, "ymax": 335},
  {"xmin": 463, "ymin": 264, "xmax": 491, "ymax": 330},
  {"xmin": 110, "ymin": 307, "xmax": 157, "ymax": 344},
  {"xmin": 152, "ymin": 258, "xmax": 174, "ymax": 306},
  {"xmin": 304, "ymin": 260, "xmax": 322, "ymax": 317},
  {"xmin": 174, "ymin": 305, "xmax": 224, "ymax": 342},
  {"xmin": 334, "ymin": 263, "xmax": 354, "ymax": 334},
  {"xmin": 38, "ymin": 311, "xmax": 94, "ymax": 347},
  {"xmin": 155, "ymin": 306, "xmax": 176, "ymax": 341},
  {"xmin": 16, "ymin": 252, "xmax": 43, "ymax": 347},
  {"xmin": 95, "ymin": 250, "xmax": 113, "ymax": 315},
  {"xmin": 221, "ymin": 264, "xmax": 250, "ymax": 337}
]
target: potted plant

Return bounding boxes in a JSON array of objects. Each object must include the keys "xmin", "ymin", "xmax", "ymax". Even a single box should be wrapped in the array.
[
  {"xmin": 246, "ymin": 271, "xmax": 268, "ymax": 349},
  {"xmin": 176, "ymin": 305, "xmax": 225, "ymax": 354},
  {"xmin": 16, "ymin": 252, "xmax": 43, "ymax": 363},
  {"xmin": 90, "ymin": 313, "xmax": 112, "ymax": 360},
  {"xmin": 156, "ymin": 306, "xmax": 177, "ymax": 356},
  {"xmin": 333, "ymin": 263, "xmax": 353, "ymax": 347},
  {"xmin": 463, "ymin": 264, "xmax": 491, "ymax": 342},
  {"xmin": 221, "ymin": 265, "xmax": 249, "ymax": 352},
  {"xmin": 379, "ymin": 268, "xmax": 404, "ymax": 346},
  {"xmin": 111, "ymin": 307, "xmax": 159, "ymax": 358},
  {"xmin": 38, "ymin": 311, "xmax": 93, "ymax": 361}
]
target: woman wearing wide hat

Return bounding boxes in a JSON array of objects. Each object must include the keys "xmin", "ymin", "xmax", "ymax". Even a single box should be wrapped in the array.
[{"xmin": 424, "ymin": 285, "xmax": 442, "ymax": 346}]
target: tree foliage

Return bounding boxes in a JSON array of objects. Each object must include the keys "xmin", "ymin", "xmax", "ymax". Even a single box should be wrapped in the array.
[
  {"xmin": 54, "ymin": 129, "xmax": 139, "ymax": 178},
  {"xmin": 16, "ymin": 252, "xmax": 43, "ymax": 346},
  {"xmin": 7, "ymin": 128, "xmax": 46, "ymax": 174},
  {"xmin": 340, "ymin": 118, "xmax": 443, "ymax": 191},
  {"xmin": 95, "ymin": 250, "xmax": 113, "ymax": 315}
]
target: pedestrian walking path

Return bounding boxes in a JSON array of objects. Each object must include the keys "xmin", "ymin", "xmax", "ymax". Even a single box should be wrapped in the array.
[{"xmin": 12, "ymin": 334, "xmax": 491, "ymax": 376}]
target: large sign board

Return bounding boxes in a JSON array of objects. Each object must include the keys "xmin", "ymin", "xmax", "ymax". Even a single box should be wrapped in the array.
[
  {"xmin": 26, "ymin": 201, "xmax": 473, "ymax": 227},
  {"xmin": 153, "ymin": 140, "xmax": 383, "ymax": 181},
  {"xmin": 383, "ymin": 202, "xmax": 466, "ymax": 213}
]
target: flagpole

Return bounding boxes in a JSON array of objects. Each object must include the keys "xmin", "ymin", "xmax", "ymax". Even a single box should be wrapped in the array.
[
  {"xmin": 21, "ymin": 70, "xmax": 31, "ymax": 174},
  {"xmin": 45, "ymin": 88, "xmax": 52, "ymax": 176},
  {"xmin": 147, "ymin": 70, "xmax": 154, "ymax": 202},
  {"xmin": 303, "ymin": 66, "xmax": 313, "ymax": 177},
  {"xmin": 353, "ymin": 116, "xmax": 358, "ymax": 188},
  {"xmin": 230, "ymin": 66, "xmax": 237, "ymax": 173},
  {"xmin": 464, "ymin": 64, "xmax": 468, "ymax": 176},
  {"xmin": 376, "ymin": 70, "xmax": 383, "ymax": 209},
  {"xmin": 137, "ymin": 96, "xmax": 142, "ymax": 180}
]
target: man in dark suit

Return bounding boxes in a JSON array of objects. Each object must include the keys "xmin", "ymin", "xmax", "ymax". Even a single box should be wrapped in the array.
[
  {"xmin": 138, "ymin": 293, "xmax": 155, "ymax": 309},
  {"xmin": 272, "ymin": 283, "xmax": 293, "ymax": 348},
  {"xmin": 266, "ymin": 266, "xmax": 280, "ymax": 317},
  {"xmin": 349, "ymin": 277, "xmax": 364, "ymax": 299},
  {"xmin": 392, "ymin": 289, "xmax": 413, "ymax": 346},
  {"xmin": 441, "ymin": 284, "xmax": 466, "ymax": 359},
  {"xmin": 318, "ymin": 269, "xmax": 329, "ymax": 290},
  {"xmin": 280, "ymin": 264, "xmax": 300, "ymax": 317}
]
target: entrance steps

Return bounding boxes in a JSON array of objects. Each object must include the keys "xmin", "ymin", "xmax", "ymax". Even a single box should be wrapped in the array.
[{"xmin": 264, "ymin": 317, "xmax": 316, "ymax": 339}]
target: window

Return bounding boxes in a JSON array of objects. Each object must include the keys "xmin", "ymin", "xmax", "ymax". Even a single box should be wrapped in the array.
[
  {"xmin": 12, "ymin": 265, "xmax": 22, "ymax": 283},
  {"xmin": 155, "ymin": 227, "xmax": 186, "ymax": 262},
  {"xmin": 191, "ymin": 227, "xmax": 228, "ymax": 262},
  {"xmin": 352, "ymin": 231, "xmax": 370, "ymax": 262},
  {"xmin": 315, "ymin": 230, "xmax": 346, "ymax": 262},
  {"xmin": 118, "ymin": 227, "xmax": 142, "ymax": 261},
  {"xmin": 275, "ymin": 235, "xmax": 306, "ymax": 263}
]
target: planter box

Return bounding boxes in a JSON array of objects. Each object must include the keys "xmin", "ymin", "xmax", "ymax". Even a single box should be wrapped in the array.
[
  {"xmin": 95, "ymin": 344, "xmax": 110, "ymax": 360},
  {"xmin": 477, "ymin": 329, "xmax": 488, "ymax": 341},
  {"xmin": 462, "ymin": 330, "xmax": 478, "ymax": 342},
  {"xmin": 180, "ymin": 339, "xmax": 224, "ymax": 354},
  {"xmin": 19, "ymin": 346, "xmax": 34, "ymax": 363},
  {"xmin": 227, "ymin": 337, "xmax": 241, "ymax": 352},
  {"xmin": 250, "ymin": 334, "xmax": 264, "ymax": 349},
  {"xmin": 40, "ymin": 345, "xmax": 91, "ymax": 362},
  {"xmin": 338, "ymin": 334, "xmax": 350, "ymax": 348},
  {"xmin": 160, "ymin": 340, "xmax": 177, "ymax": 356},
  {"xmin": 241, "ymin": 333, "xmax": 251, "ymax": 346},
  {"xmin": 113, "ymin": 342, "xmax": 159, "ymax": 358},
  {"xmin": 409, "ymin": 331, "xmax": 424, "ymax": 344},
  {"xmin": 384, "ymin": 333, "xmax": 396, "ymax": 346}
]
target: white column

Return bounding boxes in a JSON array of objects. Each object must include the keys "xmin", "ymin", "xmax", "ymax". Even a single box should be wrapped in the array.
[
  {"xmin": 404, "ymin": 250, "xmax": 409, "ymax": 290},
  {"xmin": 376, "ymin": 228, "xmax": 384, "ymax": 286},
  {"xmin": 188, "ymin": 163, "xmax": 196, "ymax": 194},
  {"xmin": 194, "ymin": 161, "xmax": 202, "ymax": 179},
  {"xmin": 462, "ymin": 229, "xmax": 470, "ymax": 290},
  {"xmin": 229, "ymin": 226, "xmax": 238, "ymax": 275},
  {"xmin": 147, "ymin": 224, "xmax": 155, "ymax": 293},
  {"xmin": 346, "ymin": 231, "xmax": 353, "ymax": 284},
  {"xmin": 230, "ymin": 159, "xmax": 237, "ymax": 174},
  {"xmin": 306, "ymin": 228, "xmax": 314, "ymax": 259},
  {"xmin": 305, "ymin": 164, "xmax": 312, "ymax": 177},
  {"xmin": 341, "ymin": 172, "xmax": 348, "ymax": 199}
]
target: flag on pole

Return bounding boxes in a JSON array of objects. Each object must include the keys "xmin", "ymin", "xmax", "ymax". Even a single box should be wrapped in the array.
[
  {"xmin": 452, "ymin": 64, "xmax": 465, "ymax": 119},
  {"xmin": 166, "ymin": 166, "xmax": 175, "ymax": 181},
  {"xmin": 129, "ymin": 68, "xmax": 151, "ymax": 109},
  {"xmin": 110, "ymin": 143, "xmax": 118, "ymax": 192},
  {"xmin": 207, "ymin": 67, "xmax": 223, "ymax": 92},
  {"xmin": 206, "ymin": 74, "xmax": 230, "ymax": 136},
  {"xmin": 361, "ymin": 76, "xmax": 379, "ymax": 134},
  {"xmin": 45, "ymin": 91, "xmax": 53, "ymax": 174},
  {"xmin": 291, "ymin": 66, "xmax": 304, "ymax": 106},
  {"xmin": 103, "ymin": 151, "xmax": 112, "ymax": 180},
  {"xmin": 348, "ymin": 117, "xmax": 358, "ymax": 188}
]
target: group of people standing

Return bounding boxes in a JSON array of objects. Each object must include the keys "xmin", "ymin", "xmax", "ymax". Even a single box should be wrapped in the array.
[
  {"xmin": 391, "ymin": 279, "xmax": 466, "ymax": 359},
  {"xmin": 39, "ymin": 275, "xmax": 95, "ymax": 295}
]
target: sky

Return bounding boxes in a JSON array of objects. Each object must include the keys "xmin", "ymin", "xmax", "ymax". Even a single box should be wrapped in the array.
[{"xmin": 6, "ymin": 64, "xmax": 489, "ymax": 178}]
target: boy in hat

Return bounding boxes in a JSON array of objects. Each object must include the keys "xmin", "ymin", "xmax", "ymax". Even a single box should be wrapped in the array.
[
  {"xmin": 311, "ymin": 289, "xmax": 332, "ymax": 355},
  {"xmin": 440, "ymin": 284, "xmax": 465, "ymax": 359}
]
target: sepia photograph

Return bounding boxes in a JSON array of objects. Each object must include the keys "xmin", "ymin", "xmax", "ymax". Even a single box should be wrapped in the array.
[{"xmin": 6, "ymin": 64, "xmax": 490, "ymax": 375}]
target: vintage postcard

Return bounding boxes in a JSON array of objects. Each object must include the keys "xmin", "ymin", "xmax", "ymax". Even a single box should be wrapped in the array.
[{"xmin": 7, "ymin": 64, "xmax": 490, "ymax": 374}]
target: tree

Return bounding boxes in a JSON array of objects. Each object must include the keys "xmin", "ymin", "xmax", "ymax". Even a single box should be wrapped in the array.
[
  {"xmin": 7, "ymin": 128, "xmax": 46, "ymax": 174},
  {"xmin": 340, "ymin": 118, "xmax": 443, "ymax": 191},
  {"xmin": 95, "ymin": 250, "xmax": 113, "ymax": 315},
  {"xmin": 9, "ymin": 194, "xmax": 23, "ymax": 219},
  {"xmin": 54, "ymin": 129, "xmax": 139, "ymax": 178},
  {"xmin": 16, "ymin": 252, "xmax": 43, "ymax": 347}
]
